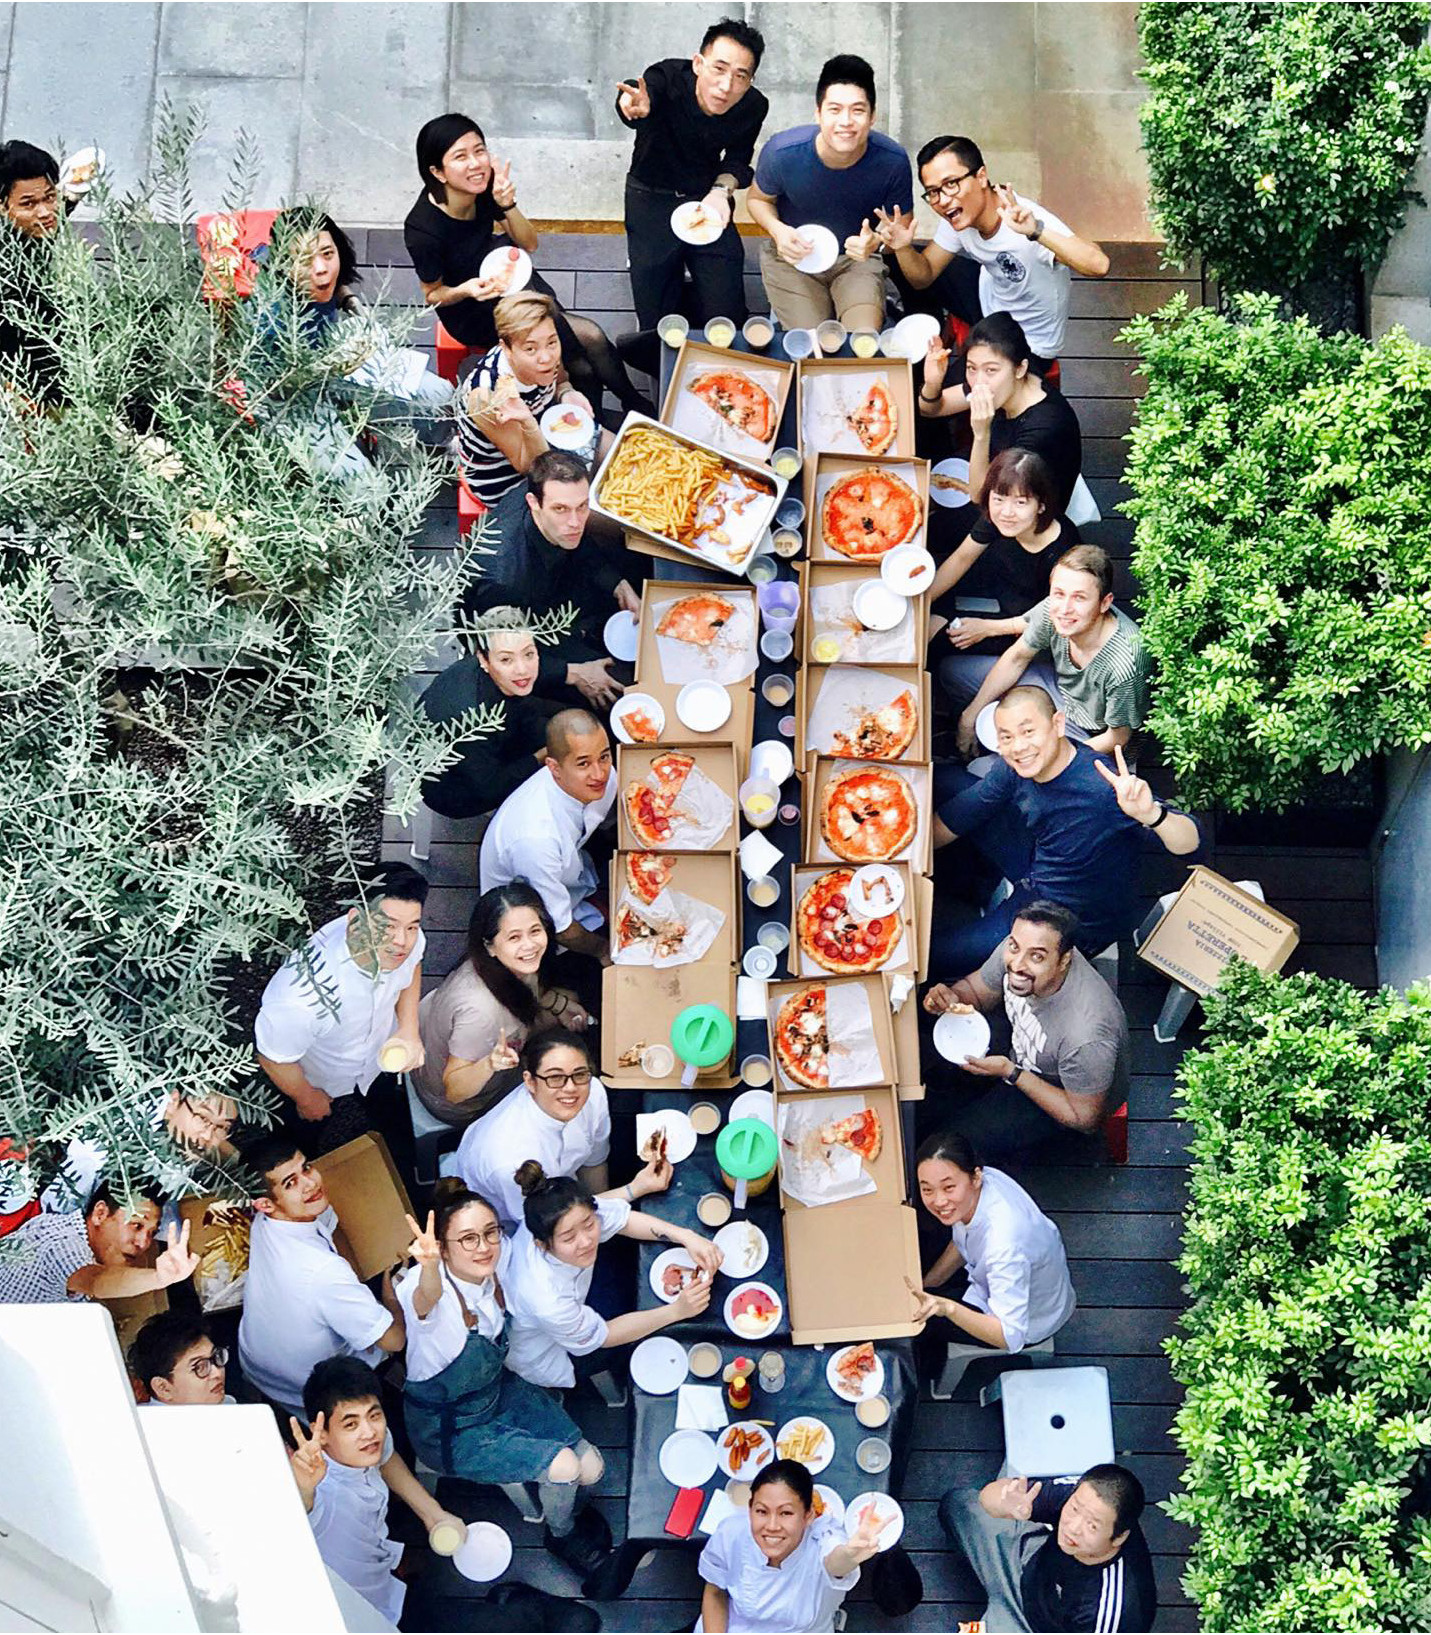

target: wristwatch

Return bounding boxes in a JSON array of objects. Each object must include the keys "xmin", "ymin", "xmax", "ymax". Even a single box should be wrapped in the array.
[
  {"xmin": 1002, "ymin": 1063, "xmax": 1022, "ymax": 1087},
  {"xmin": 1031, "ymin": 216, "xmax": 1046, "ymax": 242}
]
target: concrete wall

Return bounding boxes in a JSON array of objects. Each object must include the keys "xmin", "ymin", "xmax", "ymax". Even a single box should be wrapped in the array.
[
  {"xmin": 1375, "ymin": 747, "xmax": 1431, "ymax": 991},
  {"xmin": 1373, "ymin": 102, "xmax": 1431, "ymax": 345},
  {"xmin": 0, "ymin": 1, "xmax": 1154, "ymax": 237}
]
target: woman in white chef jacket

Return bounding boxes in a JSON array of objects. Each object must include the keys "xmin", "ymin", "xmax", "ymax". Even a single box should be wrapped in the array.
[
  {"xmin": 907, "ymin": 1129, "xmax": 1076, "ymax": 1352},
  {"xmin": 503, "ymin": 1162, "xmax": 721, "ymax": 1389},
  {"xmin": 697, "ymin": 1458, "xmax": 889, "ymax": 1633}
]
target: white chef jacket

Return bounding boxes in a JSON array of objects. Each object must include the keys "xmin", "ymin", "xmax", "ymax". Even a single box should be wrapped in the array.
[
  {"xmin": 950, "ymin": 1166, "xmax": 1076, "ymax": 1352},
  {"xmin": 502, "ymin": 1196, "xmax": 630, "ymax": 1388},
  {"xmin": 308, "ymin": 1429, "xmax": 405, "ymax": 1626},
  {"xmin": 237, "ymin": 1208, "xmax": 393, "ymax": 1414},
  {"xmin": 253, "ymin": 913, "xmax": 425, "ymax": 1098},
  {"xmin": 479, "ymin": 765, "xmax": 616, "ymax": 933},
  {"xmin": 455, "ymin": 1077, "xmax": 612, "ymax": 1231},
  {"xmin": 395, "ymin": 1242, "xmax": 511, "ymax": 1383},
  {"xmin": 933, "ymin": 192, "xmax": 1074, "ymax": 359},
  {"xmin": 697, "ymin": 1510, "xmax": 859, "ymax": 1633}
]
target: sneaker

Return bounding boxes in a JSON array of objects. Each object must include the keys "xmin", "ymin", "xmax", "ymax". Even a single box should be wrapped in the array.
[
  {"xmin": 491, "ymin": 1583, "xmax": 601, "ymax": 1632},
  {"xmin": 542, "ymin": 1522, "xmax": 608, "ymax": 1577},
  {"xmin": 571, "ymin": 1502, "xmax": 613, "ymax": 1553}
]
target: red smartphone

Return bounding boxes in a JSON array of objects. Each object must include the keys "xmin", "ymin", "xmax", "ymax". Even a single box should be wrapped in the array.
[{"xmin": 665, "ymin": 1485, "xmax": 705, "ymax": 1538}]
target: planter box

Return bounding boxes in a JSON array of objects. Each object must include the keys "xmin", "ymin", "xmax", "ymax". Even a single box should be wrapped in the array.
[{"xmin": 1216, "ymin": 758, "xmax": 1383, "ymax": 850}]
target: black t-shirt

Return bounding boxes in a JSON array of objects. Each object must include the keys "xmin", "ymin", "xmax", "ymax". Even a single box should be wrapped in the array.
[
  {"xmin": 620, "ymin": 58, "xmax": 768, "ymax": 197},
  {"xmin": 1021, "ymin": 1478, "xmax": 1158, "ymax": 1633},
  {"xmin": 418, "ymin": 655, "xmax": 560, "ymax": 819},
  {"xmin": 989, "ymin": 390, "xmax": 1083, "ymax": 513},
  {"xmin": 973, "ymin": 515, "xmax": 1082, "ymax": 620},
  {"xmin": 0, "ymin": 228, "xmax": 62, "ymax": 405},
  {"xmin": 402, "ymin": 188, "xmax": 510, "ymax": 349}
]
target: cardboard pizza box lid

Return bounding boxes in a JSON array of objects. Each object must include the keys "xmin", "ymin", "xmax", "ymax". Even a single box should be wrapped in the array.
[
  {"xmin": 314, "ymin": 1133, "xmax": 414, "ymax": 1282},
  {"xmin": 783, "ymin": 1198, "xmax": 923, "ymax": 1345},
  {"xmin": 801, "ymin": 449, "xmax": 932, "ymax": 563},
  {"xmin": 599, "ymin": 959, "xmax": 739, "ymax": 1090},
  {"xmin": 659, "ymin": 337, "xmax": 795, "ymax": 463},
  {"xmin": 1138, "ymin": 865, "xmax": 1300, "ymax": 996},
  {"xmin": 763, "ymin": 971, "xmax": 899, "ymax": 1095},
  {"xmin": 616, "ymin": 741, "xmax": 739, "ymax": 854},
  {"xmin": 796, "ymin": 558, "xmax": 929, "ymax": 668},
  {"xmin": 800, "ymin": 755, "xmax": 934, "ymax": 876},
  {"xmin": 793, "ymin": 355, "xmax": 917, "ymax": 460}
]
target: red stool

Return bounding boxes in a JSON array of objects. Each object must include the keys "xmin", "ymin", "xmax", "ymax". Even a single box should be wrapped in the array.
[
  {"xmin": 435, "ymin": 318, "xmax": 476, "ymax": 385},
  {"xmin": 1104, "ymin": 1102, "xmax": 1129, "ymax": 1165},
  {"xmin": 457, "ymin": 473, "xmax": 487, "ymax": 538},
  {"xmin": 942, "ymin": 314, "xmax": 1060, "ymax": 388},
  {"xmin": 195, "ymin": 208, "xmax": 279, "ymax": 302},
  {"xmin": 0, "ymin": 1197, "xmax": 40, "ymax": 1240}
]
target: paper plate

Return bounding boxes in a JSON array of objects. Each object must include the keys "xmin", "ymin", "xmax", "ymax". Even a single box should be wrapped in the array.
[
  {"xmin": 676, "ymin": 680, "xmax": 733, "ymax": 733},
  {"xmin": 59, "ymin": 145, "xmax": 106, "ymax": 197},
  {"xmin": 603, "ymin": 610, "xmax": 640, "ymax": 663},
  {"xmin": 814, "ymin": 1485, "xmax": 846, "ymax": 1526},
  {"xmin": 452, "ymin": 1520, "xmax": 513, "ymax": 1583},
  {"xmin": 717, "ymin": 1421, "xmax": 776, "ymax": 1480},
  {"xmin": 724, "ymin": 1280, "xmax": 783, "ymax": 1341},
  {"xmin": 880, "ymin": 544, "xmax": 936, "ymax": 597},
  {"xmin": 793, "ymin": 224, "xmax": 839, "ymax": 275},
  {"xmin": 713, "ymin": 1219, "xmax": 769, "ymax": 1279},
  {"xmin": 749, "ymin": 739, "xmax": 795, "ymax": 786},
  {"xmin": 849, "ymin": 864, "xmax": 905, "ymax": 921},
  {"xmin": 852, "ymin": 580, "xmax": 907, "ymax": 632},
  {"xmin": 671, "ymin": 200, "xmax": 726, "ymax": 246},
  {"xmin": 931, "ymin": 456, "xmax": 973, "ymax": 509},
  {"xmin": 887, "ymin": 312, "xmax": 941, "ymax": 362},
  {"xmin": 776, "ymin": 1415, "xmax": 835, "ymax": 1474},
  {"xmin": 540, "ymin": 400, "xmax": 595, "ymax": 451},
  {"xmin": 631, "ymin": 1335, "xmax": 690, "ymax": 1396},
  {"xmin": 638, "ymin": 1108, "xmax": 698, "ymax": 1164},
  {"xmin": 610, "ymin": 691, "xmax": 665, "ymax": 746},
  {"xmin": 933, "ymin": 1007, "xmax": 993, "ymax": 1064},
  {"xmin": 650, "ymin": 1246, "xmax": 701, "ymax": 1304},
  {"xmin": 846, "ymin": 1491, "xmax": 905, "ymax": 1552},
  {"xmin": 478, "ymin": 244, "xmax": 532, "ymax": 294},
  {"xmin": 729, "ymin": 1088, "xmax": 775, "ymax": 1127},
  {"xmin": 826, "ymin": 1344, "xmax": 887, "ymax": 1403},
  {"xmin": 975, "ymin": 699, "xmax": 999, "ymax": 751},
  {"xmin": 659, "ymin": 1428, "xmax": 719, "ymax": 1488}
]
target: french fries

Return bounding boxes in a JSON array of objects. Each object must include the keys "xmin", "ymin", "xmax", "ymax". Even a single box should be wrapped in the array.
[
  {"xmin": 777, "ymin": 1420, "xmax": 828, "ymax": 1465},
  {"xmin": 597, "ymin": 423, "xmax": 772, "ymax": 551}
]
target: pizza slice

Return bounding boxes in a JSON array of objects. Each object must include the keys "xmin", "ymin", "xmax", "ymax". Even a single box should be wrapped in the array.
[
  {"xmin": 688, "ymin": 371, "xmax": 777, "ymax": 443},
  {"xmin": 657, "ymin": 593, "xmax": 737, "ymax": 647},
  {"xmin": 650, "ymin": 751, "xmax": 696, "ymax": 798},
  {"xmin": 626, "ymin": 852, "xmax": 676, "ymax": 904},
  {"xmin": 846, "ymin": 380, "xmax": 898, "ymax": 456},
  {"xmin": 774, "ymin": 984, "xmax": 829, "ymax": 1090},
  {"xmin": 836, "ymin": 1341, "xmax": 878, "ymax": 1389},
  {"xmin": 830, "ymin": 689, "xmax": 919, "ymax": 761},
  {"xmin": 819, "ymin": 1107, "xmax": 883, "ymax": 1163},
  {"xmin": 625, "ymin": 781, "xmax": 677, "ymax": 846}
]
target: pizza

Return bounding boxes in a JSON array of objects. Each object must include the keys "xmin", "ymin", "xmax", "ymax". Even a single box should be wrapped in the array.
[
  {"xmin": 625, "ymin": 754, "xmax": 696, "ymax": 847},
  {"xmin": 626, "ymin": 852, "xmax": 676, "ymax": 904},
  {"xmin": 821, "ymin": 468, "xmax": 922, "ymax": 560},
  {"xmin": 819, "ymin": 1107, "xmax": 883, "ymax": 1163},
  {"xmin": 621, "ymin": 705, "xmax": 661, "ymax": 743},
  {"xmin": 797, "ymin": 868, "xmax": 902, "ymax": 975},
  {"xmin": 820, "ymin": 766, "xmax": 918, "ymax": 863},
  {"xmin": 657, "ymin": 593, "xmax": 737, "ymax": 647},
  {"xmin": 830, "ymin": 689, "xmax": 919, "ymax": 761},
  {"xmin": 689, "ymin": 370, "xmax": 777, "ymax": 444},
  {"xmin": 615, "ymin": 903, "xmax": 688, "ymax": 960},
  {"xmin": 774, "ymin": 984, "xmax": 829, "ymax": 1090},
  {"xmin": 847, "ymin": 380, "xmax": 898, "ymax": 456},
  {"xmin": 651, "ymin": 751, "xmax": 695, "ymax": 796},
  {"xmin": 835, "ymin": 1341, "xmax": 879, "ymax": 1391}
]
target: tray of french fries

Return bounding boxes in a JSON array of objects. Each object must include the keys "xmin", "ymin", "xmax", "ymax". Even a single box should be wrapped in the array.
[{"xmin": 590, "ymin": 413, "xmax": 788, "ymax": 576}]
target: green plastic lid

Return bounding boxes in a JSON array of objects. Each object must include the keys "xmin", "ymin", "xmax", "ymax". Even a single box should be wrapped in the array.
[
  {"xmin": 716, "ymin": 1117, "xmax": 778, "ymax": 1180},
  {"xmin": 670, "ymin": 1003, "xmax": 735, "ymax": 1068}
]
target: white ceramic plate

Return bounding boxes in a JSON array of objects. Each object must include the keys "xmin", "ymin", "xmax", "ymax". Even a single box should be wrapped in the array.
[
  {"xmin": 793, "ymin": 224, "xmax": 839, "ymax": 275},
  {"xmin": 776, "ymin": 1415, "xmax": 835, "ymax": 1474},
  {"xmin": 638, "ymin": 1108, "xmax": 698, "ymax": 1164},
  {"xmin": 849, "ymin": 864, "xmax": 905, "ymax": 921},
  {"xmin": 676, "ymin": 680, "xmax": 733, "ymax": 733},
  {"xmin": 650, "ymin": 1246, "xmax": 701, "ymax": 1304},
  {"xmin": 540, "ymin": 400, "xmax": 595, "ymax": 451},
  {"xmin": 659, "ymin": 1428, "xmax": 719, "ymax": 1488},
  {"xmin": 723, "ymin": 1280, "xmax": 783, "ymax": 1340},
  {"xmin": 603, "ymin": 610, "xmax": 640, "ymax": 663},
  {"xmin": 826, "ymin": 1344, "xmax": 887, "ymax": 1403},
  {"xmin": 933, "ymin": 1007, "xmax": 994, "ymax": 1064},
  {"xmin": 452, "ymin": 1520, "xmax": 513, "ymax": 1583},
  {"xmin": 887, "ymin": 312, "xmax": 941, "ymax": 362},
  {"xmin": 931, "ymin": 456, "xmax": 974, "ymax": 509},
  {"xmin": 881, "ymin": 544, "xmax": 937, "ymax": 597},
  {"xmin": 814, "ymin": 1484, "xmax": 846, "ymax": 1526},
  {"xmin": 478, "ymin": 244, "xmax": 532, "ymax": 294},
  {"xmin": 729, "ymin": 1088, "xmax": 775, "ymax": 1127},
  {"xmin": 671, "ymin": 200, "xmax": 726, "ymax": 246},
  {"xmin": 975, "ymin": 699, "xmax": 1000, "ymax": 751},
  {"xmin": 846, "ymin": 1491, "xmax": 905, "ymax": 1551},
  {"xmin": 852, "ymin": 580, "xmax": 907, "ymax": 632},
  {"xmin": 713, "ymin": 1220, "xmax": 769, "ymax": 1279},
  {"xmin": 717, "ymin": 1421, "xmax": 776, "ymax": 1480},
  {"xmin": 631, "ymin": 1335, "xmax": 690, "ymax": 1396},
  {"xmin": 610, "ymin": 691, "xmax": 665, "ymax": 746},
  {"xmin": 59, "ymin": 145, "xmax": 106, "ymax": 197}
]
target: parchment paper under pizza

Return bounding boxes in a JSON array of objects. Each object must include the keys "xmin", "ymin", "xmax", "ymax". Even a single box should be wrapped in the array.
[
  {"xmin": 800, "ymin": 370, "xmax": 901, "ymax": 458},
  {"xmin": 811, "ymin": 758, "xmax": 930, "ymax": 867},
  {"xmin": 670, "ymin": 359, "xmax": 787, "ymax": 460},
  {"xmin": 768, "ymin": 979, "xmax": 883, "ymax": 1092},
  {"xmin": 612, "ymin": 885, "xmax": 725, "ymax": 968},
  {"xmin": 651, "ymin": 589, "xmax": 758, "ymax": 686},
  {"xmin": 805, "ymin": 667, "xmax": 921, "ymax": 764},
  {"xmin": 777, "ymin": 1092, "xmax": 878, "ymax": 1208},
  {"xmin": 809, "ymin": 579, "xmax": 918, "ymax": 665},
  {"xmin": 624, "ymin": 752, "xmax": 735, "ymax": 851}
]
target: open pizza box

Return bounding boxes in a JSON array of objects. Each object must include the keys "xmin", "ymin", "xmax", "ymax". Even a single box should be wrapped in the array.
[
  {"xmin": 798, "ymin": 559, "xmax": 929, "ymax": 668},
  {"xmin": 102, "ymin": 1277, "xmax": 169, "ymax": 1362},
  {"xmin": 616, "ymin": 741, "xmax": 739, "ymax": 854},
  {"xmin": 794, "ymin": 664, "xmax": 932, "ymax": 766},
  {"xmin": 787, "ymin": 859, "xmax": 921, "ymax": 980},
  {"xmin": 800, "ymin": 449, "xmax": 932, "ymax": 563},
  {"xmin": 660, "ymin": 337, "xmax": 795, "ymax": 466},
  {"xmin": 800, "ymin": 754, "xmax": 935, "ymax": 876},
  {"xmin": 600, "ymin": 959, "xmax": 739, "ymax": 1091},
  {"xmin": 795, "ymin": 355, "xmax": 916, "ymax": 460},
  {"xmin": 763, "ymin": 971, "xmax": 900, "ymax": 1095},
  {"xmin": 609, "ymin": 849, "xmax": 740, "ymax": 970},
  {"xmin": 315, "ymin": 1133, "xmax": 415, "ymax": 1281}
]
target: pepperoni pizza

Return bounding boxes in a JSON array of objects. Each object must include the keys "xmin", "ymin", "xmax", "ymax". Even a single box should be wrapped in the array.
[{"xmin": 797, "ymin": 868, "xmax": 902, "ymax": 975}]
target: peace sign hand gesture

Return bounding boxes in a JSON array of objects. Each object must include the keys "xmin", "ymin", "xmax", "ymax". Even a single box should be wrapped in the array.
[
  {"xmin": 850, "ymin": 1499, "xmax": 893, "ymax": 1555},
  {"xmin": 289, "ymin": 1413, "xmax": 329, "ymax": 1505},
  {"xmin": 873, "ymin": 205, "xmax": 916, "ymax": 252},
  {"xmin": 491, "ymin": 159, "xmax": 516, "ymax": 211},
  {"xmin": 616, "ymin": 76, "xmax": 651, "ymax": 120},
  {"xmin": 405, "ymin": 1210, "xmax": 441, "ymax": 1267},
  {"xmin": 1095, "ymin": 742, "xmax": 1159, "ymax": 825},
  {"xmin": 994, "ymin": 184, "xmax": 1038, "ymax": 239},
  {"xmin": 1000, "ymin": 1475, "xmax": 1043, "ymax": 1521},
  {"xmin": 155, "ymin": 1219, "xmax": 200, "ymax": 1289},
  {"xmin": 843, "ymin": 218, "xmax": 879, "ymax": 262}
]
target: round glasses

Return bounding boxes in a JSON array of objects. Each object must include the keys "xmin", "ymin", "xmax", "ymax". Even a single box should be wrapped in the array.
[
  {"xmin": 182, "ymin": 1346, "xmax": 228, "ymax": 1381},
  {"xmin": 446, "ymin": 1227, "xmax": 504, "ymax": 1253},
  {"xmin": 921, "ymin": 171, "xmax": 976, "ymax": 206}
]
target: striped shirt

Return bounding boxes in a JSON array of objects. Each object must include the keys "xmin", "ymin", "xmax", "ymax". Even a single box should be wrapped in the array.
[
  {"xmin": 1020, "ymin": 601, "xmax": 1150, "ymax": 734},
  {"xmin": 456, "ymin": 345, "xmax": 556, "ymax": 507}
]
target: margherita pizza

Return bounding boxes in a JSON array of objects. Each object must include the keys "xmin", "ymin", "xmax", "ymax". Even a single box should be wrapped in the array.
[
  {"xmin": 774, "ymin": 984, "xmax": 829, "ymax": 1090},
  {"xmin": 819, "ymin": 1107, "xmax": 882, "ymax": 1163},
  {"xmin": 626, "ymin": 851, "xmax": 676, "ymax": 904},
  {"xmin": 657, "ymin": 593, "xmax": 737, "ymax": 647},
  {"xmin": 821, "ymin": 468, "xmax": 922, "ymax": 560},
  {"xmin": 651, "ymin": 751, "xmax": 695, "ymax": 797},
  {"xmin": 820, "ymin": 766, "xmax": 918, "ymax": 863},
  {"xmin": 688, "ymin": 370, "xmax": 777, "ymax": 444},
  {"xmin": 797, "ymin": 868, "xmax": 902, "ymax": 975},
  {"xmin": 846, "ymin": 380, "xmax": 898, "ymax": 456},
  {"xmin": 830, "ymin": 689, "xmax": 919, "ymax": 761}
]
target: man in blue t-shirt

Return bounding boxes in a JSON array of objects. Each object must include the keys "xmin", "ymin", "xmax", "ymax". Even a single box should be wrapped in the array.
[
  {"xmin": 747, "ymin": 54, "xmax": 912, "ymax": 332},
  {"xmin": 931, "ymin": 684, "xmax": 1202, "ymax": 972}
]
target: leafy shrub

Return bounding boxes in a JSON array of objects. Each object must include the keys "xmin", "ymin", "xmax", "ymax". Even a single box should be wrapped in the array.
[
  {"xmin": 1139, "ymin": 2, "xmax": 1431, "ymax": 294},
  {"xmin": 1122, "ymin": 293, "xmax": 1431, "ymax": 811},
  {"xmin": 1169, "ymin": 961, "xmax": 1431, "ymax": 1632}
]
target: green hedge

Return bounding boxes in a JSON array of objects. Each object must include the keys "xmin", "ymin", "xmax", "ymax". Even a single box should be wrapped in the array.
[
  {"xmin": 1139, "ymin": 1, "xmax": 1431, "ymax": 293},
  {"xmin": 1121, "ymin": 293, "xmax": 1431, "ymax": 812},
  {"xmin": 1169, "ymin": 962, "xmax": 1431, "ymax": 1631}
]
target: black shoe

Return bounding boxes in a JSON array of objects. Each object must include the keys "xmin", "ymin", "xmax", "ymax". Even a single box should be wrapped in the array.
[
  {"xmin": 491, "ymin": 1582, "xmax": 601, "ymax": 1632},
  {"xmin": 616, "ymin": 329, "xmax": 661, "ymax": 378},
  {"xmin": 571, "ymin": 1502, "xmax": 613, "ymax": 1553},
  {"xmin": 543, "ymin": 1522, "xmax": 608, "ymax": 1577}
]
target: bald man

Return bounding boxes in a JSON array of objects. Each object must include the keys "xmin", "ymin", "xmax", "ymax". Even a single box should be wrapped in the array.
[{"xmin": 479, "ymin": 709, "xmax": 618, "ymax": 963}]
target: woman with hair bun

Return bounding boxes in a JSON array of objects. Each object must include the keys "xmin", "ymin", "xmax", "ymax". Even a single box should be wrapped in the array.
[
  {"xmin": 396, "ymin": 1179, "xmax": 612, "ymax": 1576},
  {"xmin": 503, "ymin": 1163, "xmax": 721, "ymax": 1390}
]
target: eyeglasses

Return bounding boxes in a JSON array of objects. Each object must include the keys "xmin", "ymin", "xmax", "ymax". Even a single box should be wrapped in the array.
[
  {"xmin": 921, "ymin": 171, "xmax": 976, "ymax": 206},
  {"xmin": 181, "ymin": 1347, "xmax": 228, "ymax": 1380},
  {"xmin": 446, "ymin": 1227, "xmax": 504, "ymax": 1253},
  {"xmin": 533, "ymin": 1068, "xmax": 593, "ymax": 1088},
  {"xmin": 180, "ymin": 1099, "xmax": 234, "ymax": 1139}
]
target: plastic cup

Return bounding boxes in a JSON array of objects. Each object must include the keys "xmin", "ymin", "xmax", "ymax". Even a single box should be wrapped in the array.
[
  {"xmin": 782, "ymin": 328, "xmax": 816, "ymax": 360},
  {"xmin": 856, "ymin": 1436, "xmax": 892, "ymax": 1474},
  {"xmin": 740, "ymin": 1054, "xmax": 773, "ymax": 1086},
  {"xmin": 740, "ymin": 775, "xmax": 780, "ymax": 828},
  {"xmin": 690, "ymin": 1103, "xmax": 722, "ymax": 1137},
  {"xmin": 778, "ymin": 801, "xmax": 800, "ymax": 825},
  {"xmin": 856, "ymin": 1394, "xmax": 891, "ymax": 1428},
  {"xmin": 851, "ymin": 329, "xmax": 880, "ymax": 357},
  {"xmin": 812, "ymin": 634, "xmax": 843, "ymax": 664},
  {"xmin": 757, "ymin": 921, "xmax": 791, "ymax": 954},
  {"xmin": 816, "ymin": 319, "xmax": 848, "ymax": 354},
  {"xmin": 747, "ymin": 554, "xmax": 778, "ymax": 584},
  {"xmin": 743, "ymin": 316, "xmax": 775, "ymax": 350},
  {"xmin": 641, "ymin": 1042, "xmax": 676, "ymax": 1078},
  {"xmin": 704, "ymin": 316, "xmax": 737, "ymax": 349},
  {"xmin": 697, "ymin": 1191, "xmax": 732, "ymax": 1226},
  {"xmin": 689, "ymin": 1341, "xmax": 723, "ymax": 1377},
  {"xmin": 772, "ymin": 528, "xmax": 803, "ymax": 559},
  {"xmin": 378, "ymin": 1037, "xmax": 412, "ymax": 1074},
  {"xmin": 659, "ymin": 313, "xmax": 690, "ymax": 347},
  {"xmin": 761, "ymin": 674, "xmax": 795, "ymax": 708},
  {"xmin": 772, "ymin": 447, "xmax": 801, "ymax": 480},
  {"xmin": 778, "ymin": 714, "xmax": 797, "ymax": 739},
  {"xmin": 760, "ymin": 629, "xmax": 794, "ymax": 662},
  {"xmin": 758, "ymin": 580, "xmax": 801, "ymax": 622},
  {"xmin": 743, "ymin": 944, "xmax": 778, "ymax": 979},
  {"xmin": 775, "ymin": 497, "xmax": 806, "ymax": 530},
  {"xmin": 746, "ymin": 874, "xmax": 780, "ymax": 909},
  {"xmin": 878, "ymin": 327, "xmax": 898, "ymax": 356},
  {"xmin": 429, "ymin": 1519, "xmax": 467, "ymax": 1557}
]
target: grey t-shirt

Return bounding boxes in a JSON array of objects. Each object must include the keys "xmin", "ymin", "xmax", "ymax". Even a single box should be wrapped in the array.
[
  {"xmin": 1020, "ymin": 602, "xmax": 1150, "ymax": 734},
  {"xmin": 978, "ymin": 944, "xmax": 1130, "ymax": 1114}
]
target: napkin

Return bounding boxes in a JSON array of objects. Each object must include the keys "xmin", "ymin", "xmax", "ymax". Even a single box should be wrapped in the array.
[
  {"xmin": 737, "ymin": 975, "xmax": 769, "ymax": 1020},
  {"xmin": 889, "ymin": 973, "xmax": 914, "ymax": 1011},
  {"xmin": 700, "ymin": 1488, "xmax": 739, "ymax": 1537},
  {"xmin": 676, "ymin": 1384, "xmax": 729, "ymax": 1432},
  {"xmin": 739, "ymin": 829, "xmax": 784, "ymax": 881}
]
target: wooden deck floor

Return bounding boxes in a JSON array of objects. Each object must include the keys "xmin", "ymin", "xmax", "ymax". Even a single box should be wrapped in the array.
[{"xmin": 365, "ymin": 233, "xmax": 1376, "ymax": 1632}]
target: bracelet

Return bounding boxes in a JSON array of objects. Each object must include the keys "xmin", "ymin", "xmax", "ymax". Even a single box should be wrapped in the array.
[
  {"xmin": 625, "ymin": 1184, "xmax": 635, "ymax": 1203},
  {"xmin": 1147, "ymin": 802, "xmax": 1170, "ymax": 830},
  {"xmin": 920, "ymin": 388, "xmax": 943, "ymax": 403}
]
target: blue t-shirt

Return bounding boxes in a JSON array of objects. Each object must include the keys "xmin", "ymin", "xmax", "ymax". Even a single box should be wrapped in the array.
[
  {"xmin": 754, "ymin": 126, "xmax": 913, "ymax": 247},
  {"xmin": 941, "ymin": 743, "xmax": 1200, "ymax": 945}
]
